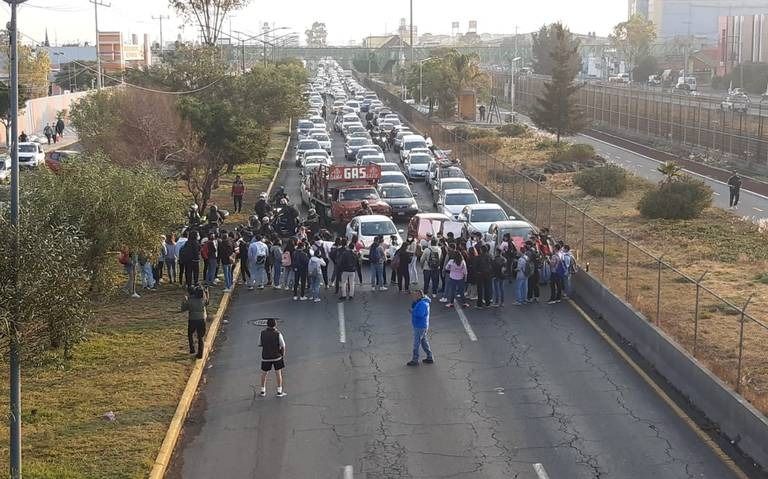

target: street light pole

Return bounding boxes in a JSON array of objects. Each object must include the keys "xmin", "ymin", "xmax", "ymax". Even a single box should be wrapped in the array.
[
  {"xmin": 418, "ymin": 57, "xmax": 433, "ymax": 105},
  {"xmin": 409, "ymin": 0, "xmax": 414, "ymax": 64},
  {"xmin": 90, "ymin": 0, "xmax": 111, "ymax": 90},
  {"xmin": 5, "ymin": 2, "xmax": 27, "ymax": 477}
]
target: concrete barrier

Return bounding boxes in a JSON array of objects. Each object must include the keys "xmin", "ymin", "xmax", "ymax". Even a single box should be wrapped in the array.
[{"xmin": 573, "ymin": 269, "xmax": 768, "ymax": 469}]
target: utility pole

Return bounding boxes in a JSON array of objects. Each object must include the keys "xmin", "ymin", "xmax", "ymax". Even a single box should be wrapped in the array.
[
  {"xmin": 409, "ymin": 0, "xmax": 414, "ymax": 64},
  {"xmin": 90, "ymin": 0, "xmax": 111, "ymax": 90},
  {"xmin": 151, "ymin": 14, "xmax": 170, "ymax": 55},
  {"xmin": 4, "ymin": 2, "xmax": 27, "ymax": 478}
]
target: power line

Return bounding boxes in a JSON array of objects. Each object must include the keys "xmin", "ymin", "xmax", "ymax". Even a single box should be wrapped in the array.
[
  {"xmin": 89, "ymin": 0, "xmax": 111, "ymax": 90},
  {"xmin": 151, "ymin": 14, "xmax": 170, "ymax": 55}
]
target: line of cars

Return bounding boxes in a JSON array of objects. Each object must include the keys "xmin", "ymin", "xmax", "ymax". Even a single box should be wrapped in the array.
[{"xmin": 295, "ymin": 59, "xmax": 536, "ymax": 260}]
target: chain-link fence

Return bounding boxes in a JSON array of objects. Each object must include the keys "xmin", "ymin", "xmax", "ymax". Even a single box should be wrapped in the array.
[{"xmin": 363, "ymin": 76, "xmax": 768, "ymax": 414}]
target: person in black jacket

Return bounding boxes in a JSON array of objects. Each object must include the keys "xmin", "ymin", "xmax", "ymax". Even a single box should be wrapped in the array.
[
  {"xmin": 292, "ymin": 243, "xmax": 310, "ymax": 300},
  {"xmin": 181, "ymin": 232, "xmax": 201, "ymax": 288},
  {"xmin": 472, "ymin": 245, "xmax": 493, "ymax": 308},
  {"xmin": 218, "ymin": 232, "xmax": 236, "ymax": 292},
  {"xmin": 258, "ymin": 318, "xmax": 287, "ymax": 397},
  {"xmin": 338, "ymin": 243, "xmax": 358, "ymax": 301}
]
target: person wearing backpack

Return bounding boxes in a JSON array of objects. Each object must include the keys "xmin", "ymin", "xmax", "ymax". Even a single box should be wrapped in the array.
[
  {"xmin": 270, "ymin": 237, "xmax": 283, "ymax": 288},
  {"xmin": 280, "ymin": 239, "xmax": 296, "ymax": 290},
  {"xmin": 562, "ymin": 244, "xmax": 575, "ymax": 298},
  {"xmin": 548, "ymin": 244, "xmax": 566, "ymax": 304},
  {"xmin": 420, "ymin": 237, "xmax": 442, "ymax": 297},
  {"xmin": 491, "ymin": 252, "xmax": 506, "ymax": 307},
  {"xmin": 218, "ymin": 232, "xmax": 236, "ymax": 292},
  {"xmin": 180, "ymin": 232, "xmax": 201, "ymax": 288},
  {"xmin": 472, "ymin": 244, "xmax": 493, "ymax": 308},
  {"xmin": 514, "ymin": 246, "xmax": 530, "ymax": 306},
  {"xmin": 307, "ymin": 248, "xmax": 326, "ymax": 302},
  {"xmin": 292, "ymin": 242, "xmax": 310, "ymax": 300},
  {"xmin": 313, "ymin": 234, "xmax": 332, "ymax": 289},
  {"xmin": 338, "ymin": 242, "xmax": 359, "ymax": 301},
  {"xmin": 526, "ymin": 244, "xmax": 542, "ymax": 304},
  {"xmin": 369, "ymin": 236, "xmax": 387, "ymax": 291}
]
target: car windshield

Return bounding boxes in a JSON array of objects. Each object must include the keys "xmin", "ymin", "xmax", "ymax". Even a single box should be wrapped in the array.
[
  {"xmin": 404, "ymin": 140, "xmax": 427, "ymax": 150},
  {"xmin": 379, "ymin": 163, "xmax": 400, "ymax": 171},
  {"xmin": 19, "ymin": 144, "xmax": 38, "ymax": 153},
  {"xmin": 381, "ymin": 174, "xmax": 407, "ymax": 184},
  {"xmin": 298, "ymin": 121, "xmax": 313, "ymax": 129},
  {"xmin": 361, "ymin": 220, "xmax": 397, "ymax": 237},
  {"xmin": 443, "ymin": 181, "xmax": 471, "ymax": 191},
  {"xmin": 445, "ymin": 193, "xmax": 478, "ymax": 206},
  {"xmin": 500, "ymin": 227, "xmax": 534, "ymax": 239},
  {"xmin": 340, "ymin": 188, "xmax": 378, "ymax": 201},
  {"xmin": 380, "ymin": 185, "xmax": 413, "ymax": 199},
  {"xmin": 444, "ymin": 169, "xmax": 465, "ymax": 178},
  {"xmin": 470, "ymin": 209, "xmax": 508, "ymax": 222},
  {"xmin": 298, "ymin": 140, "xmax": 320, "ymax": 150},
  {"xmin": 312, "ymin": 134, "xmax": 330, "ymax": 141},
  {"xmin": 409, "ymin": 155, "xmax": 431, "ymax": 165},
  {"xmin": 349, "ymin": 138, "xmax": 369, "ymax": 146}
]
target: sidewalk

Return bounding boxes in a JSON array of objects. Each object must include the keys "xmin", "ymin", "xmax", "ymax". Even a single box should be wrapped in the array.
[{"xmin": 36, "ymin": 127, "xmax": 80, "ymax": 152}]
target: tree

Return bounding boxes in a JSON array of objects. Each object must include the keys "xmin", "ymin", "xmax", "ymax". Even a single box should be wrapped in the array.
[
  {"xmin": 0, "ymin": 31, "xmax": 51, "ymax": 99},
  {"xmin": 168, "ymin": 0, "xmax": 250, "ymax": 46},
  {"xmin": 530, "ymin": 23, "xmax": 584, "ymax": 143},
  {"xmin": 406, "ymin": 59, "xmax": 455, "ymax": 117},
  {"xmin": 305, "ymin": 22, "xmax": 328, "ymax": 47},
  {"xmin": 531, "ymin": 25, "xmax": 556, "ymax": 75},
  {"xmin": 0, "ymin": 81, "xmax": 28, "ymax": 145},
  {"xmin": 26, "ymin": 153, "xmax": 185, "ymax": 292},
  {"xmin": 610, "ymin": 15, "xmax": 657, "ymax": 81},
  {"xmin": 634, "ymin": 55, "xmax": 659, "ymax": 83},
  {"xmin": 657, "ymin": 161, "xmax": 682, "ymax": 185}
]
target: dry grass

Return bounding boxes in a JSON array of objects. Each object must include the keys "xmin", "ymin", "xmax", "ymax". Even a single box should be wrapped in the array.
[
  {"xmin": 0, "ymin": 123, "xmax": 289, "ymax": 478},
  {"xmin": 483, "ymin": 132, "xmax": 768, "ymax": 414}
]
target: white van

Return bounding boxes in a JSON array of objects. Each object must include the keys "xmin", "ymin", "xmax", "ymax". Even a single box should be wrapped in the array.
[{"xmin": 399, "ymin": 134, "xmax": 427, "ymax": 163}]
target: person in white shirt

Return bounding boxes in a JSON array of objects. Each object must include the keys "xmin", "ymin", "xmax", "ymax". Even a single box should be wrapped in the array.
[
  {"xmin": 248, "ymin": 235, "xmax": 269, "ymax": 290},
  {"xmin": 307, "ymin": 249, "xmax": 327, "ymax": 302}
]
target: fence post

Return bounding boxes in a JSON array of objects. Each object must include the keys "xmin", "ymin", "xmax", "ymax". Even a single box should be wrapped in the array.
[
  {"xmin": 736, "ymin": 294, "xmax": 755, "ymax": 393},
  {"xmin": 548, "ymin": 189, "xmax": 553, "ymax": 230},
  {"xmin": 563, "ymin": 201, "xmax": 568, "ymax": 243},
  {"xmin": 534, "ymin": 181, "xmax": 540, "ymax": 225},
  {"xmin": 692, "ymin": 270, "xmax": 709, "ymax": 358},
  {"xmin": 656, "ymin": 256, "xmax": 664, "ymax": 326},
  {"xmin": 625, "ymin": 239, "xmax": 630, "ymax": 301},
  {"xmin": 580, "ymin": 211, "xmax": 586, "ymax": 262},
  {"xmin": 601, "ymin": 224, "xmax": 606, "ymax": 280}
]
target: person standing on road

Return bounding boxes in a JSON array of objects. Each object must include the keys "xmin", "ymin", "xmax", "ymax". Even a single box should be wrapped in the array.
[
  {"xmin": 472, "ymin": 245, "xmax": 493, "ymax": 308},
  {"xmin": 407, "ymin": 290, "xmax": 434, "ymax": 367},
  {"xmin": 443, "ymin": 251, "xmax": 469, "ymax": 308},
  {"xmin": 526, "ymin": 243, "xmax": 542, "ymax": 304},
  {"xmin": 181, "ymin": 284, "xmax": 209, "ymax": 359},
  {"xmin": 420, "ymin": 237, "xmax": 442, "ymax": 297},
  {"xmin": 547, "ymin": 244, "xmax": 565, "ymax": 304},
  {"xmin": 338, "ymin": 243, "xmax": 358, "ymax": 301},
  {"xmin": 231, "ymin": 175, "xmax": 246, "ymax": 214},
  {"xmin": 292, "ymin": 242, "xmax": 310, "ymax": 301},
  {"xmin": 259, "ymin": 318, "xmax": 287, "ymax": 398},
  {"xmin": 280, "ymin": 239, "xmax": 296, "ymax": 290},
  {"xmin": 248, "ymin": 234, "xmax": 268, "ymax": 290},
  {"xmin": 562, "ymin": 244, "xmax": 575, "ymax": 297},
  {"xmin": 369, "ymin": 235, "xmax": 387, "ymax": 291},
  {"xmin": 396, "ymin": 242, "xmax": 413, "ymax": 293},
  {"xmin": 515, "ymin": 248, "xmax": 530, "ymax": 306},
  {"xmin": 269, "ymin": 237, "xmax": 283, "ymax": 288},
  {"xmin": 491, "ymin": 251, "xmax": 506, "ymax": 307},
  {"xmin": 728, "ymin": 173, "xmax": 742, "ymax": 209},
  {"xmin": 218, "ymin": 232, "xmax": 235, "ymax": 292},
  {"xmin": 308, "ymin": 248, "xmax": 326, "ymax": 302},
  {"xmin": 164, "ymin": 234, "xmax": 177, "ymax": 284},
  {"xmin": 321, "ymin": 104, "xmax": 327, "ymax": 119}
]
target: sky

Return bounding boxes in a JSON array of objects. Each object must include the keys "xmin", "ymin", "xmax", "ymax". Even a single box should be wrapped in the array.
[{"xmin": 0, "ymin": 0, "xmax": 628, "ymax": 48}]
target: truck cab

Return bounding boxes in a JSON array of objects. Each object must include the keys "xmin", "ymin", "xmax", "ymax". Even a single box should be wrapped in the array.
[{"xmin": 309, "ymin": 164, "xmax": 392, "ymax": 226}]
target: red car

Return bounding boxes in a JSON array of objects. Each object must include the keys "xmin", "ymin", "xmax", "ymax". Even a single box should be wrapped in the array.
[{"xmin": 45, "ymin": 150, "xmax": 79, "ymax": 172}]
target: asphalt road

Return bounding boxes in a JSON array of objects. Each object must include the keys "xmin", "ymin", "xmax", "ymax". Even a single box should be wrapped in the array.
[{"xmin": 171, "ymin": 108, "xmax": 745, "ymax": 478}]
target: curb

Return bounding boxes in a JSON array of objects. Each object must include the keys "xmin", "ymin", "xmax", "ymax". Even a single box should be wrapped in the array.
[{"xmin": 147, "ymin": 118, "xmax": 292, "ymax": 479}]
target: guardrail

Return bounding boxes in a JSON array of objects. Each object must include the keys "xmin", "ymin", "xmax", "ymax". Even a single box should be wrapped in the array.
[{"xmin": 361, "ymin": 75, "xmax": 768, "ymax": 416}]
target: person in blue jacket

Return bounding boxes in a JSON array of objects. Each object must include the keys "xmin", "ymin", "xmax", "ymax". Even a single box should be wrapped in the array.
[{"xmin": 407, "ymin": 290, "xmax": 434, "ymax": 366}]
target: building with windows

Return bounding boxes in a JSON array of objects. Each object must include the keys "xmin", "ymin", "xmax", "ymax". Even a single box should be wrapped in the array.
[
  {"xmin": 717, "ymin": 14, "xmax": 768, "ymax": 75},
  {"xmin": 635, "ymin": 1, "xmax": 768, "ymax": 43},
  {"xmin": 97, "ymin": 32, "xmax": 152, "ymax": 74}
]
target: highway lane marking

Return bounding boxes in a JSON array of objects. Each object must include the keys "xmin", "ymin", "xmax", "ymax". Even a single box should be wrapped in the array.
[
  {"xmin": 533, "ymin": 463, "xmax": 551, "ymax": 479},
  {"xmin": 567, "ymin": 299, "xmax": 749, "ymax": 479},
  {"xmin": 753, "ymin": 207, "xmax": 764, "ymax": 212},
  {"xmin": 338, "ymin": 302, "xmax": 346, "ymax": 343},
  {"xmin": 583, "ymin": 134, "xmax": 768, "ymax": 203},
  {"xmin": 342, "ymin": 465, "xmax": 353, "ymax": 479},
  {"xmin": 454, "ymin": 304, "xmax": 478, "ymax": 341},
  {"xmin": 713, "ymin": 191, "xmax": 721, "ymax": 196}
]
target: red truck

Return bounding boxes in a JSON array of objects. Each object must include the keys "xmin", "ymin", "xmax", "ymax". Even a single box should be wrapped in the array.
[{"xmin": 308, "ymin": 164, "xmax": 392, "ymax": 226}]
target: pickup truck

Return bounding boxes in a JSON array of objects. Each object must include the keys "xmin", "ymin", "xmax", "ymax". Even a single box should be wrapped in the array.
[
  {"xmin": 308, "ymin": 164, "xmax": 392, "ymax": 226},
  {"xmin": 721, "ymin": 95, "xmax": 750, "ymax": 113}
]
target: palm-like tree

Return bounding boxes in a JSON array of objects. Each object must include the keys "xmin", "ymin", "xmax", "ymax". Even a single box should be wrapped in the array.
[
  {"xmin": 445, "ymin": 50, "xmax": 486, "ymax": 93},
  {"xmin": 657, "ymin": 161, "xmax": 682, "ymax": 185}
]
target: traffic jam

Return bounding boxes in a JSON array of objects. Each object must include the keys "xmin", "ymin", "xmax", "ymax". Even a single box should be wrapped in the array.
[{"xmin": 290, "ymin": 59, "xmax": 538, "ymax": 298}]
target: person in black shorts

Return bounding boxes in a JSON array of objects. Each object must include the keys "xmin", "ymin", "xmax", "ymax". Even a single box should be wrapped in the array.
[{"xmin": 259, "ymin": 318, "xmax": 286, "ymax": 397}]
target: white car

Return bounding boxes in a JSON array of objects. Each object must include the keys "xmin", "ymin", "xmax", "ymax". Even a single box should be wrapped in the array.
[
  {"xmin": 17, "ymin": 142, "xmax": 45, "ymax": 169},
  {"xmin": 345, "ymin": 214, "xmax": 403, "ymax": 261},
  {"xmin": 400, "ymin": 134, "xmax": 428, "ymax": 163},
  {"xmin": 310, "ymin": 132, "xmax": 332, "ymax": 153},
  {"xmin": 459, "ymin": 203, "xmax": 510, "ymax": 234},
  {"xmin": 439, "ymin": 188, "xmax": 479, "ymax": 220},
  {"xmin": 379, "ymin": 171, "xmax": 408, "ymax": 186},
  {"xmin": 345, "ymin": 100, "xmax": 361, "ymax": 113}
]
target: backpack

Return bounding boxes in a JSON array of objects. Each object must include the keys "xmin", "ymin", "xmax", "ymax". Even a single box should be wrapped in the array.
[
  {"xmin": 555, "ymin": 257, "xmax": 567, "ymax": 277},
  {"xmin": 427, "ymin": 249, "xmax": 441, "ymax": 270},
  {"xmin": 308, "ymin": 258, "xmax": 322, "ymax": 277},
  {"xmin": 523, "ymin": 258, "xmax": 535, "ymax": 278},
  {"xmin": 369, "ymin": 244, "xmax": 380, "ymax": 263},
  {"xmin": 391, "ymin": 252, "xmax": 400, "ymax": 271},
  {"xmin": 567, "ymin": 256, "xmax": 577, "ymax": 275},
  {"xmin": 281, "ymin": 251, "xmax": 292, "ymax": 267}
]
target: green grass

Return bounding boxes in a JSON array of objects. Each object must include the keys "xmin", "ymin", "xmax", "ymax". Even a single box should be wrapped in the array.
[{"xmin": 0, "ymin": 122, "xmax": 290, "ymax": 479}]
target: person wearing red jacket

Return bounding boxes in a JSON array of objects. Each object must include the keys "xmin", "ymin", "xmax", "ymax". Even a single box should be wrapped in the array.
[{"xmin": 231, "ymin": 175, "xmax": 246, "ymax": 213}]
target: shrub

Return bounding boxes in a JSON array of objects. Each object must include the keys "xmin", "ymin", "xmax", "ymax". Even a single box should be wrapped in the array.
[
  {"xmin": 453, "ymin": 125, "xmax": 496, "ymax": 140},
  {"xmin": 574, "ymin": 165, "xmax": 628, "ymax": 197},
  {"xmin": 535, "ymin": 138, "xmax": 560, "ymax": 150},
  {"xmin": 552, "ymin": 143, "xmax": 595, "ymax": 163},
  {"xmin": 469, "ymin": 136, "xmax": 504, "ymax": 153},
  {"xmin": 638, "ymin": 177, "xmax": 713, "ymax": 219},
  {"xmin": 497, "ymin": 123, "xmax": 529, "ymax": 138}
]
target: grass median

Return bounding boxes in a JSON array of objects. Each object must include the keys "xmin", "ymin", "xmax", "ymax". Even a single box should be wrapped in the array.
[{"xmin": 0, "ymin": 122, "xmax": 289, "ymax": 479}]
